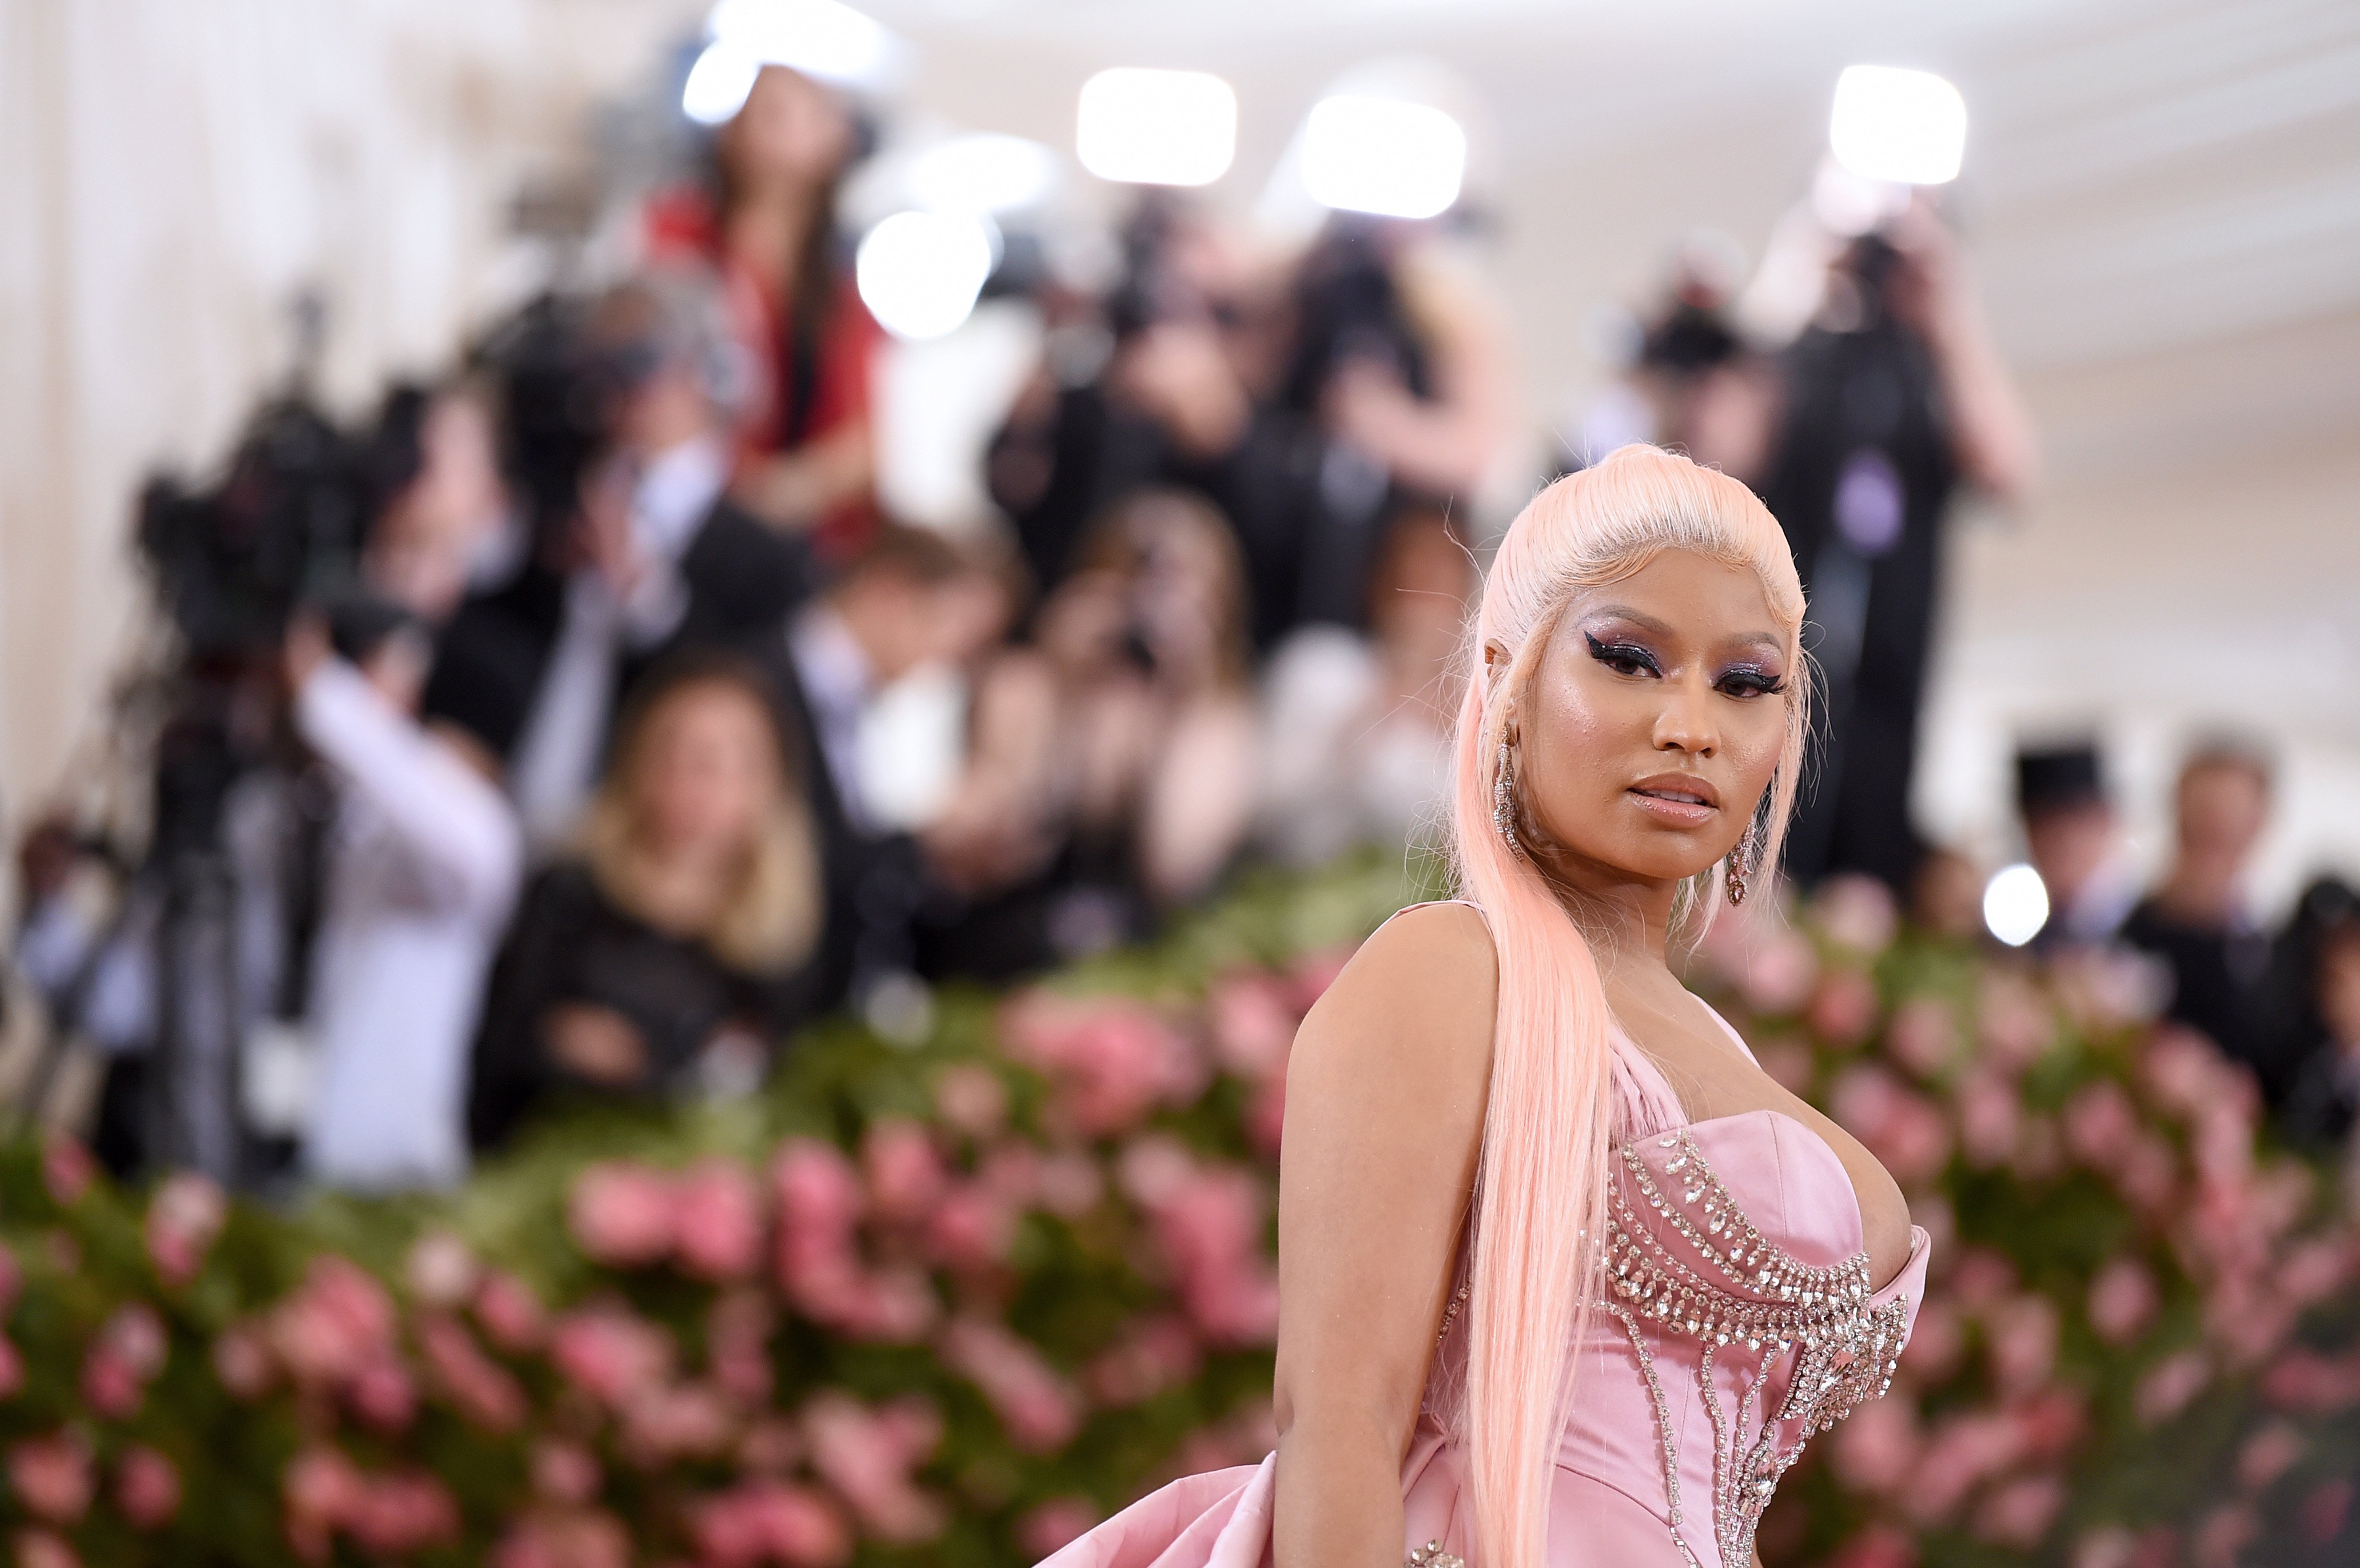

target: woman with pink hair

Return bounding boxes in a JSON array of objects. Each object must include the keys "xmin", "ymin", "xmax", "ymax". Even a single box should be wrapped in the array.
[{"xmin": 1041, "ymin": 444, "xmax": 1931, "ymax": 1568}]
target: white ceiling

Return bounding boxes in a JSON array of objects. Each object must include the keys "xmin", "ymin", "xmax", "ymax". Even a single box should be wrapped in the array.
[{"xmin": 833, "ymin": 0, "xmax": 2360, "ymax": 899}]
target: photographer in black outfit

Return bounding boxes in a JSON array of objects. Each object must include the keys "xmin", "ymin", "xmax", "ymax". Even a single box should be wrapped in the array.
[
  {"xmin": 426, "ymin": 272, "xmax": 822, "ymax": 852},
  {"xmin": 468, "ymin": 653, "xmax": 824, "ymax": 1150},
  {"xmin": 1756, "ymin": 193, "xmax": 2038, "ymax": 897},
  {"xmin": 987, "ymin": 202, "xmax": 1510, "ymax": 657}
]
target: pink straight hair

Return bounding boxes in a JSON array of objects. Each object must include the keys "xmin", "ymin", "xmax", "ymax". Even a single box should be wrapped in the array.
[{"xmin": 1444, "ymin": 444, "xmax": 1811, "ymax": 1568}]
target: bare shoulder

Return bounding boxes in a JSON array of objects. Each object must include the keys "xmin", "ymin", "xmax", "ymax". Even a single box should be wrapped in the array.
[{"xmin": 1291, "ymin": 901, "xmax": 1499, "ymax": 1096}]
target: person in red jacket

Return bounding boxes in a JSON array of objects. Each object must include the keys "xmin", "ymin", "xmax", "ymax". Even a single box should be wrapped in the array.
[{"xmin": 647, "ymin": 63, "xmax": 883, "ymax": 564}]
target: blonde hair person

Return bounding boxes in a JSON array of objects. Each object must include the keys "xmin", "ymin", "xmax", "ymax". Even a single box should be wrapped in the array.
[
  {"xmin": 580, "ymin": 656, "xmax": 822, "ymax": 977},
  {"xmin": 468, "ymin": 653, "xmax": 822, "ymax": 1148},
  {"xmin": 1037, "ymin": 446, "xmax": 1931, "ymax": 1568}
]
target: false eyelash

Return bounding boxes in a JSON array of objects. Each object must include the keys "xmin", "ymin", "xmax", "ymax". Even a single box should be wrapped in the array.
[{"xmin": 1585, "ymin": 632, "xmax": 1661, "ymax": 673}]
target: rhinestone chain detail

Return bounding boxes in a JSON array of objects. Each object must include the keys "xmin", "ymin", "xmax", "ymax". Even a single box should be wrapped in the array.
[{"xmin": 1601, "ymin": 1127, "xmax": 1909, "ymax": 1566}]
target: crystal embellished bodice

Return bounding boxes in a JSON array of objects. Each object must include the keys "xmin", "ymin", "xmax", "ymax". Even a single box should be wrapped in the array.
[
  {"xmin": 1596, "ymin": 1114, "xmax": 1922, "ymax": 1566},
  {"xmin": 1410, "ymin": 1011, "xmax": 1932, "ymax": 1568}
]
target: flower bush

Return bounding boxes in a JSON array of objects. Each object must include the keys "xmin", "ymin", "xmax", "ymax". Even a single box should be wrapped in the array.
[
  {"xmin": 0, "ymin": 848, "xmax": 2353, "ymax": 1567},
  {"xmin": 1692, "ymin": 878, "xmax": 2360, "ymax": 1568}
]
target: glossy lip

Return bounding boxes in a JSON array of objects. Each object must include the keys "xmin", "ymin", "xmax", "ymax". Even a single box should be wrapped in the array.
[{"xmin": 1627, "ymin": 772, "xmax": 1721, "ymax": 827}]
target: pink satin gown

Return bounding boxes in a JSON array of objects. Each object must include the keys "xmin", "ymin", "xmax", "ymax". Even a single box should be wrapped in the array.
[{"xmin": 1038, "ymin": 899, "xmax": 1934, "ymax": 1568}]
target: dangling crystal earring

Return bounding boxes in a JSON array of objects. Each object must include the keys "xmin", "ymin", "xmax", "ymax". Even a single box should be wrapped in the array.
[
  {"xmin": 1724, "ymin": 824, "xmax": 1756, "ymax": 906},
  {"xmin": 1493, "ymin": 733, "xmax": 1528, "ymax": 860}
]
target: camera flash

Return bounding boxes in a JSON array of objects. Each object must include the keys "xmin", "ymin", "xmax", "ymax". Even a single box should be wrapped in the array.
[{"xmin": 1829, "ymin": 65, "xmax": 1967, "ymax": 186}]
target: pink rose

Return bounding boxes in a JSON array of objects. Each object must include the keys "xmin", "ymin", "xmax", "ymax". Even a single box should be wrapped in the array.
[
  {"xmin": 283, "ymin": 1445, "xmax": 364, "ymax": 1561},
  {"xmin": 1900, "ymin": 1299, "xmax": 1965, "ymax": 1382},
  {"xmin": 803, "ymin": 1392, "xmax": 945, "ymax": 1542},
  {"xmin": 569, "ymin": 1163, "xmax": 678, "ymax": 1267},
  {"xmin": 772, "ymin": 1140, "xmax": 863, "ymax": 1238},
  {"xmin": 2262, "ymin": 1348, "xmax": 2360, "ymax": 1414},
  {"xmin": 838, "ymin": 1266, "xmax": 939, "ymax": 1343},
  {"xmin": 1246, "ymin": 1077, "xmax": 1287, "ymax": 1158},
  {"xmin": 1903, "ymin": 1411, "xmax": 2026, "ymax": 1522},
  {"xmin": 2135, "ymin": 1350, "xmax": 2212, "ymax": 1425},
  {"xmin": 1829, "ymin": 1065, "xmax": 1950, "ymax": 1184},
  {"xmin": 348, "ymin": 1358, "xmax": 417, "ymax": 1433},
  {"xmin": 932, "ymin": 1064, "xmax": 1008, "ymax": 1138},
  {"xmin": 144, "ymin": 1171, "xmax": 228, "ymax": 1286},
  {"xmin": 1034, "ymin": 1150, "xmax": 1105, "ymax": 1218},
  {"xmin": 490, "ymin": 1509, "xmax": 631, "ymax": 1568},
  {"xmin": 417, "ymin": 1313, "xmax": 527, "ymax": 1431},
  {"xmin": 2191, "ymin": 1503, "xmax": 2258, "ymax": 1568},
  {"xmin": 1816, "ymin": 874, "xmax": 1899, "ymax": 956},
  {"xmin": 998, "ymin": 995, "xmax": 1205, "ymax": 1138},
  {"xmin": 474, "ymin": 1270, "xmax": 548, "ymax": 1353},
  {"xmin": 1974, "ymin": 1474, "xmax": 2066, "ymax": 1549},
  {"xmin": 41, "ymin": 1138, "xmax": 95, "ymax": 1208},
  {"xmin": 1284, "ymin": 945, "xmax": 1354, "ymax": 1014},
  {"xmin": 1889, "ymin": 998, "xmax": 1959, "ymax": 1079},
  {"xmin": 1808, "ymin": 968, "xmax": 1881, "ymax": 1048},
  {"xmin": 2278, "ymin": 1238, "xmax": 2351, "ymax": 1308},
  {"xmin": 2062, "ymin": 1080, "xmax": 2138, "ymax": 1168},
  {"xmin": 1978, "ymin": 972, "xmax": 2057, "ymax": 1070},
  {"xmin": 271, "ymin": 1256, "xmax": 395, "ymax": 1387},
  {"xmin": 404, "ymin": 1231, "xmax": 481, "ymax": 1308},
  {"xmin": 1825, "ymin": 1525, "xmax": 1918, "ymax": 1568},
  {"xmin": 707, "ymin": 1290, "xmax": 776, "ymax": 1407},
  {"xmin": 1206, "ymin": 971, "xmax": 1298, "ymax": 1079},
  {"xmin": 1955, "ymin": 1071, "xmax": 2020, "ymax": 1168},
  {"xmin": 692, "ymin": 1482, "xmax": 850, "ymax": 1568},
  {"xmin": 2140, "ymin": 1027, "xmax": 2245, "ymax": 1120},
  {"xmin": 2086, "ymin": 1258, "xmax": 2159, "ymax": 1346},
  {"xmin": 675, "ymin": 1159, "xmax": 765, "ymax": 1282},
  {"xmin": 1016, "ymin": 1498, "xmax": 1103, "ymax": 1559},
  {"xmin": 621, "ymin": 1382, "xmax": 736, "ymax": 1466},
  {"xmin": 2237, "ymin": 1421, "xmax": 2306, "ymax": 1491},
  {"xmin": 862, "ymin": 1122, "xmax": 947, "ymax": 1226},
  {"xmin": 6, "ymin": 1433, "xmax": 93, "ymax": 1525},
  {"xmin": 1086, "ymin": 1314, "xmax": 1203, "ymax": 1407},
  {"xmin": 212, "ymin": 1322, "xmax": 274, "ymax": 1399},
  {"xmin": 925, "ymin": 1182, "xmax": 1017, "ymax": 1272},
  {"xmin": 1739, "ymin": 928, "xmax": 1820, "ymax": 1015},
  {"xmin": 2303, "ymin": 1479, "xmax": 2354, "ymax": 1544},
  {"xmin": 1987, "ymin": 1294, "xmax": 2060, "ymax": 1397},
  {"xmin": 345, "ymin": 1470, "xmax": 459, "ymax": 1555},
  {"xmin": 1750, "ymin": 1038, "xmax": 1814, "ymax": 1097},
  {"xmin": 550, "ymin": 1304, "xmax": 675, "ymax": 1409},
  {"xmin": 82, "ymin": 1303, "xmax": 168, "ymax": 1417},
  {"xmin": 2114, "ymin": 1134, "xmax": 2179, "ymax": 1216},
  {"xmin": 115, "ymin": 1446, "xmax": 181, "ymax": 1530},
  {"xmin": 939, "ymin": 1318, "xmax": 1081, "ymax": 1453},
  {"xmin": 1828, "ymin": 1393, "xmax": 1919, "ymax": 1494},
  {"xmin": 12, "ymin": 1529, "xmax": 78, "ymax": 1568},
  {"xmin": 531, "ymin": 1441, "xmax": 602, "ymax": 1505}
]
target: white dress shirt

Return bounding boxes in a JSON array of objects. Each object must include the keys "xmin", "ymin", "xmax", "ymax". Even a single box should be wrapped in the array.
[
  {"xmin": 786, "ymin": 601, "xmax": 880, "ymax": 835},
  {"xmin": 507, "ymin": 436, "xmax": 730, "ymax": 851},
  {"xmin": 296, "ymin": 660, "xmax": 522, "ymax": 1191}
]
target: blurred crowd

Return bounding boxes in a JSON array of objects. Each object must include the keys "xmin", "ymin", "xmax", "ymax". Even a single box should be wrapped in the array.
[{"xmin": 7, "ymin": 63, "xmax": 2357, "ymax": 1200}]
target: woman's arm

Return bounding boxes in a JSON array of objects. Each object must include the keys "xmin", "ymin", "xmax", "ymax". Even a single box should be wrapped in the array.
[{"xmin": 1273, "ymin": 901, "xmax": 1497, "ymax": 1568}]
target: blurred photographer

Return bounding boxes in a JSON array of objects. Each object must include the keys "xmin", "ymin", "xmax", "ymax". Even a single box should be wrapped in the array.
[
  {"xmin": 916, "ymin": 490, "xmax": 1260, "ymax": 979},
  {"xmin": 1753, "ymin": 190, "xmax": 2039, "ymax": 896},
  {"xmin": 283, "ymin": 601, "xmax": 519, "ymax": 1192},
  {"xmin": 647, "ymin": 63, "xmax": 882, "ymax": 561},
  {"xmin": 492, "ymin": 270, "xmax": 823, "ymax": 852}
]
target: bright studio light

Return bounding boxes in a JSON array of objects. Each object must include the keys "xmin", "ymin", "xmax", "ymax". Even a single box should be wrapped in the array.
[
  {"xmin": 1829, "ymin": 65, "xmax": 1967, "ymax": 186},
  {"xmin": 1300, "ymin": 95, "xmax": 1467, "ymax": 220},
  {"xmin": 684, "ymin": 0, "xmax": 899, "ymax": 122},
  {"xmin": 1982, "ymin": 863, "xmax": 2051, "ymax": 948},
  {"xmin": 856, "ymin": 211, "xmax": 995, "ymax": 341},
  {"xmin": 908, "ymin": 133, "xmax": 1060, "ymax": 216},
  {"xmin": 683, "ymin": 43, "xmax": 763, "ymax": 125},
  {"xmin": 1075, "ymin": 68, "xmax": 1237, "ymax": 187}
]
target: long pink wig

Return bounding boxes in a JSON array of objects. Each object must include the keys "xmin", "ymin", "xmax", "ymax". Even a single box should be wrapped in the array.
[{"xmin": 1445, "ymin": 444, "xmax": 1811, "ymax": 1568}]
